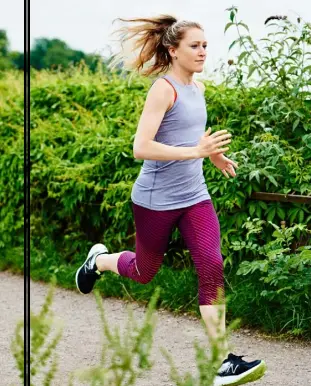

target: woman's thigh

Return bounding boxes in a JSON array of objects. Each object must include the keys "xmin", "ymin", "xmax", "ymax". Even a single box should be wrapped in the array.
[
  {"xmin": 132, "ymin": 203, "xmax": 181, "ymax": 274},
  {"xmin": 177, "ymin": 200, "xmax": 221, "ymax": 253}
]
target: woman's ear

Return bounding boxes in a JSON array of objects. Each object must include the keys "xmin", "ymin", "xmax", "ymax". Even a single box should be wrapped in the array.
[{"xmin": 168, "ymin": 46, "xmax": 176, "ymax": 59}]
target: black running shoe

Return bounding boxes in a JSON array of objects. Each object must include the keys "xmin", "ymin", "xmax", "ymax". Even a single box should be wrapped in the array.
[
  {"xmin": 75, "ymin": 243, "xmax": 108, "ymax": 294},
  {"xmin": 214, "ymin": 353, "xmax": 266, "ymax": 386}
]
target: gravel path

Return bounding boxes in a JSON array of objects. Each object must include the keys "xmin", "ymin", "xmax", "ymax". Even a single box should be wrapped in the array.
[{"xmin": 1, "ymin": 271, "xmax": 311, "ymax": 386}]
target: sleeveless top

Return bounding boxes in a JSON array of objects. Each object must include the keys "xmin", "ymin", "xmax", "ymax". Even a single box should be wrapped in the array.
[{"xmin": 131, "ymin": 74, "xmax": 211, "ymax": 211}]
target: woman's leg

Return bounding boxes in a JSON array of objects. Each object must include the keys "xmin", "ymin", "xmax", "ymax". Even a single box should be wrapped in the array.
[
  {"xmin": 97, "ymin": 203, "xmax": 180, "ymax": 284},
  {"xmin": 96, "ymin": 252, "xmax": 122, "ymax": 275},
  {"xmin": 177, "ymin": 200, "xmax": 227, "ymax": 354}
]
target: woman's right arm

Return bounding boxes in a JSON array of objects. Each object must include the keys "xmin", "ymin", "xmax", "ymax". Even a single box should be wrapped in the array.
[{"xmin": 133, "ymin": 79, "xmax": 231, "ymax": 161}]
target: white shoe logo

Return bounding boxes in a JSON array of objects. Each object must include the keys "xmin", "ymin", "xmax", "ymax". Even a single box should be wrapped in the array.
[
  {"xmin": 230, "ymin": 364, "xmax": 239, "ymax": 374},
  {"xmin": 85, "ymin": 258, "xmax": 95, "ymax": 272},
  {"xmin": 227, "ymin": 364, "xmax": 239, "ymax": 374},
  {"xmin": 219, "ymin": 362, "xmax": 239, "ymax": 375}
]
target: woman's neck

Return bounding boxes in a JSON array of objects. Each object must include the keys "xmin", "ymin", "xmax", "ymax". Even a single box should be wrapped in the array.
[{"xmin": 167, "ymin": 68, "xmax": 194, "ymax": 86}]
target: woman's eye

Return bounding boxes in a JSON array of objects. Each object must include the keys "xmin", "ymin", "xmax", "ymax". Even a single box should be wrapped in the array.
[{"xmin": 191, "ymin": 45, "xmax": 207, "ymax": 49}]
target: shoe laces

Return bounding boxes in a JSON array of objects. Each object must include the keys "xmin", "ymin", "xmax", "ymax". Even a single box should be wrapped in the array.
[{"xmin": 228, "ymin": 353, "xmax": 246, "ymax": 364}]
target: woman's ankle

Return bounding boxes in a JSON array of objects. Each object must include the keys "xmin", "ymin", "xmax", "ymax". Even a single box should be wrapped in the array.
[
  {"xmin": 96, "ymin": 252, "xmax": 122, "ymax": 275},
  {"xmin": 95, "ymin": 254, "xmax": 109, "ymax": 271}
]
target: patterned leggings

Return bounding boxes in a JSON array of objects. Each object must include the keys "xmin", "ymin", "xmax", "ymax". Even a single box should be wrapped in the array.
[{"xmin": 117, "ymin": 199, "xmax": 224, "ymax": 305}]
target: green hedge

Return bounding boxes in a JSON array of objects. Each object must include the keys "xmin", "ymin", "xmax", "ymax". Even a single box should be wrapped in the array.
[
  {"xmin": 27, "ymin": 68, "xmax": 311, "ymax": 258},
  {"xmin": 1, "ymin": 67, "xmax": 310, "ymax": 337}
]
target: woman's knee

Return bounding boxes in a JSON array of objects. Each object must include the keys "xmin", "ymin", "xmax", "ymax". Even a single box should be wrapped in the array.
[
  {"xmin": 137, "ymin": 275, "xmax": 154, "ymax": 285},
  {"xmin": 198, "ymin": 261, "xmax": 225, "ymax": 305},
  {"xmin": 134, "ymin": 260, "xmax": 161, "ymax": 284},
  {"xmin": 135, "ymin": 267, "xmax": 159, "ymax": 284},
  {"xmin": 197, "ymin": 253, "xmax": 224, "ymax": 288},
  {"xmin": 197, "ymin": 251, "xmax": 223, "ymax": 277},
  {"xmin": 134, "ymin": 251, "xmax": 164, "ymax": 284}
]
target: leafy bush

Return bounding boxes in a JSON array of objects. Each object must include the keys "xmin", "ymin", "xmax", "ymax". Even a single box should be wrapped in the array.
[
  {"xmin": 0, "ymin": 71, "xmax": 24, "ymax": 251},
  {"xmin": 228, "ymin": 219, "xmax": 311, "ymax": 336},
  {"xmin": 222, "ymin": 7, "xmax": 311, "ymax": 141},
  {"xmin": 27, "ymin": 68, "xmax": 311, "ymax": 260}
]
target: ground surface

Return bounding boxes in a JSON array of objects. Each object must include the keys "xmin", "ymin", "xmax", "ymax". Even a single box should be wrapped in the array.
[{"xmin": 1, "ymin": 271, "xmax": 311, "ymax": 386}]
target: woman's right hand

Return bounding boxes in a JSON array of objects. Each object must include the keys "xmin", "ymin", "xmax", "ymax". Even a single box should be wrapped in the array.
[{"xmin": 196, "ymin": 127, "xmax": 232, "ymax": 158}]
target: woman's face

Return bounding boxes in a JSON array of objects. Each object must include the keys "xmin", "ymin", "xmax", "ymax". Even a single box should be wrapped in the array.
[{"xmin": 170, "ymin": 28, "xmax": 207, "ymax": 73}]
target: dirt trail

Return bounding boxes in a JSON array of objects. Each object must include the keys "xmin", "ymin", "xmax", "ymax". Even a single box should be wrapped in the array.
[{"xmin": 1, "ymin": 271, "xmax": 311, "ymax": 386}]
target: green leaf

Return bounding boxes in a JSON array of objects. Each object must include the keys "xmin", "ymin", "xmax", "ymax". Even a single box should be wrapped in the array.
[
  {"xmin": 249, "ymin": 204, "xmax": 256, "ymax": 216},
  {"xmin": 300, "ymin": 250, "xmax": 311, "ymax": 259},
  {"xmin": 267, "ymin": 175, "xmax": 278, "ymax": 187},
  {"xmin": 267, "ymin": 208, "xmax": 276, "ymax": 222},
  {"xmin": 289, "ymin": 208, "xmax": 299, "ymax": 224},
  {"xmin": 249, "ymin": 170, "xmax": 260, "ymax": 183},
  {"xmin": 225, "ymin": 22, "xmax": 234, "ymax": 33},
  {"xmin": 287, "ymin": 65, "xmax": 298, "ymax": 73},
  {"xmin": 228, "ymin": 39, "xmax": 238, "ymax": 51},
  {"xmin": 272, "ymin": 230, "xmax": 283, "ymax": 238},
  {"xmin": 248, "ymin": 65, "xmax": 257, "ymax": 79},
  {"xmin": 293, "ymin": 118, "xmax": 300, "ymax": 130},
  {"xmin": 238, "ymin": 51, "xmax": 249, "ymax": 63},
  {"xmin": 255, "ymin": 205, "xmax": 262, "ymax": 218},
  {"xmin": 298, "ymin": 210, "xmax": 304, "ymax": 224},
  {"xmin": 238, "ymin": 22, "xmax": 250, "ymax": 32},
  {"xmin": 302, "ymin": 65, "xmax": 311, "ymax": 74},
  {"xmin": 259, "ymin": 201, "xmax": 268, "ymax": 210},
  {"xmin": 230, "ymin": 11, "xmax": 235, "ymax": 22},
  {"xmin": 277, "ymin": 207, "xmax": 286, "ymax": 220}
]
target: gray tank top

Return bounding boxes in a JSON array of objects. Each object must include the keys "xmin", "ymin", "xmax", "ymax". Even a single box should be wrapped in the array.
[{"xmin": 131, "ymin": 74, "xmax": 211, "ymax": 210}]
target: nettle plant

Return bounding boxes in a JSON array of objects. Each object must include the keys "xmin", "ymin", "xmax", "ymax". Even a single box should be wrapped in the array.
[
  {"xmin": 224, "ymin": 7, "xmax": 311, "ymax": 91},
  {"xmin": 232, "ymin": 218, "xmax": 311, "ymax": 305},
  {"xmin": 220, "ymin": 7, "xmax": 311, "ymax": 142},
  {"xmin": 234, "ymin": 131, "xmax": 311, "ymax": 197}
]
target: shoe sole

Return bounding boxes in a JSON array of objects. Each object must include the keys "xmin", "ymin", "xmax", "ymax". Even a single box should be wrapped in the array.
[
  {"xmin": 214, "ymin": 361, "xmax": 267, "ymax": 386},
  {"xmin": 75, "ymin": 243, "xmax": 108, "ymax": 295}
]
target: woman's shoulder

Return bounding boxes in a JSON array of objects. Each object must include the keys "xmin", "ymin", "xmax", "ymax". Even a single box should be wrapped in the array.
[
  {"xmin": 148, "ymin": 77, "xmax": 176, "ymax": 101},
  {"xmin": 151, "ymin": 76, "xmax": 175, "ymax": 91}
]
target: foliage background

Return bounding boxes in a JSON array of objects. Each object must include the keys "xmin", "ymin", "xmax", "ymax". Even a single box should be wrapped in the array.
[{"xmin": 1, "ymin": 9, "xmax": 311, "ymax": 338}]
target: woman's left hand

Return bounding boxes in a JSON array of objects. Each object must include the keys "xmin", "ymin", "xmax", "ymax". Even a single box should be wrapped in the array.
[{"xmin": 209, "ymin": 153, "xmax": 238, "ymax": 178}]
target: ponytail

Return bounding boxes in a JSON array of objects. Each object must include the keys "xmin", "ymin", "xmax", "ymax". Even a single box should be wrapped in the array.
[{"xmin": 109, "ymin": 15, "xmax": 203, "ymax": 76}]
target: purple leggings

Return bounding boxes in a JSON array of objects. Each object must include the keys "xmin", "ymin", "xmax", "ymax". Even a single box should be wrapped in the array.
[{"xmin": 117, "ymin": 200, "xmax": 224, "ymax": 306}]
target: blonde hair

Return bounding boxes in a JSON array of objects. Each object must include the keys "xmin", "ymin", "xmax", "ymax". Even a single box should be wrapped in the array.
[{"xmin": 109, "ymin": 15, "xmax": 203, "ymax": 76}]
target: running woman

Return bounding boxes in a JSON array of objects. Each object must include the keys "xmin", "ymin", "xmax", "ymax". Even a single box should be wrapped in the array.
[{"xmin": 75, "ymin": 15, "xmax": 266, "ymax": 386}]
